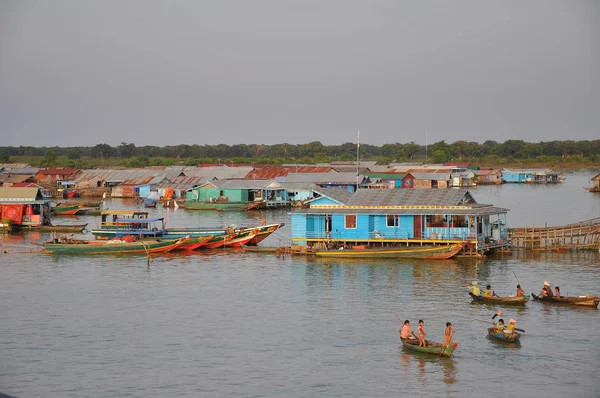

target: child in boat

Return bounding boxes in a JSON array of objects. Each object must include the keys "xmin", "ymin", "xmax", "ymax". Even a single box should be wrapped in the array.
[
  {"xmin": 417, "ymin": 320, "xmax": 427, "ymax": 347},
  {"xmin": 444, "ymin": 322, "xmax": 455, "ymax": 346},
  {"xmin": 399, "ymin": 320, "xmax": 417, "ymax": 340},
  {"xmin": 504, "ymin": 319, "xmax": 516, "ymax": 336},
  {"xmin": 494, "ymin": 319, "xmax": 505, "ymax": 333},
  {"xmin": 516, "ymin": 285, "xmax": 525, "ymax": 297},
  {"xmin": 554, "ymin": 286, "xmax": 561, "ymax": 298},
  {"xmin": 484, "ymin": 285, "xmax": 493, "ymax": 298}
]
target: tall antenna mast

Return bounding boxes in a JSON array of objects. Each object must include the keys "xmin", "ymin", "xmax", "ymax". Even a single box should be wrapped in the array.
[{"xmin": 356, "ymin": 129, "xmax": 360, "ymax": 190}]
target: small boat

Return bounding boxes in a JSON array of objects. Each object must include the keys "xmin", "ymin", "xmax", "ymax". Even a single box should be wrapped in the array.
[
  {"xmin": 223, "ymin": 229, "xmax": 260, "ymax": 248},
  {"xmin": 202, "ymin": 234, "xmax": 235, "ymax": 249},
  {"xmin": 531, "ymin": 293, "xmax": 599, "ymax": 308},
  {"xmin": 469, "ymin": 292, "xmax": 530, "ymax": 305},
  {"xmin": 185, "ymin": 199, "xmax": 263, "ymax": 211},
  {"xmin": 400, "ymin": 338, "xmax": 458, "ymax": 357},
  {"xmin": 38, "ymin": 223, "xmax": 88, "ymax": 233},
  {"xmin": 44, "ymin": 236, "xmax": 189, "ymax": 254},
  {"xmin": 487, "ymin": 327, "xmax": 521, "ymax": 342},
  {"xmin": 314, "ymin": 242, "xmax": 466, "ymax": 260},
  {"xmin": 53, "ymin": 203, "xmax": 85, "ymax": 215}
]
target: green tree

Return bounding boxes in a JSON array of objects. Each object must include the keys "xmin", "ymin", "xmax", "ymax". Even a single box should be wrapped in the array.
[
  {"xmin": 42, "ymin": 150, "xmax": 57, "ymax": 166},
  {"xmin": 91, "ymin": 144, "xmax": 114, "ymax": 158}
]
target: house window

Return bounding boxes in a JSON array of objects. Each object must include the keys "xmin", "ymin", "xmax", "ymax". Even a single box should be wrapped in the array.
[
  {"xmin": 386, "ymin": 215, "xmax": 400, "ymax": 227},
  {"xmin": 345, "ymin": 215, "xmax": 357, "ymax": 229}
]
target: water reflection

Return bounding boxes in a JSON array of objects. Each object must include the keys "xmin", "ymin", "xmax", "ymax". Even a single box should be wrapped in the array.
[{"xmin": 399, "ymin": 350, "xmax": 457, "ymax": 384}]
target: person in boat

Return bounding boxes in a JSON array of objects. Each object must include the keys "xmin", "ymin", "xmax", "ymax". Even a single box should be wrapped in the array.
[
  {"xmin": 469, "ymin": 281, "xmax": 481, "ymax": 296},
  {"xmin": 417, "ymin": 320, "xmax": 427, "ymax": 347},
  {"xmin": 540, "ymin": 281, "xmax": 554, "ymax": 297},
  {"xmin": 399, "ymin": 320, "xmax": 417, "ymax": 340},
  {"xmin": 493, "ymin": 318, "xmax": 505, "ymax": 333},
  {"xmin": 554, "ymin": 286, "xmax": 561, "ymax": 298},
  {"xmin": 444, "ymin": 322, "xmax": 455, "ymax": 346},
  {"xmin": 484, "ymin": 285, "xmax": 497, "ymax": 298},
  {"xmin": 516, "ymin": 284, "xmax": 525, "ymax": 297},
  {"xmin": 504, "ymin": 319, "xmax": 516, "ymax": 336}
]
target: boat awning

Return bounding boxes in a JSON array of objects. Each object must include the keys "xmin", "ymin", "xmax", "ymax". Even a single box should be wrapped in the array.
[{"xmin": 113, "ymin": 218, "xmax": 165, "ymax": 223}]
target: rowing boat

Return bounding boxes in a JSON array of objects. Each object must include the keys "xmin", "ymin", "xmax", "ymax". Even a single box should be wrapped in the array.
[
  {"xmin": 400, "ymin": 338, "xmax": 458, "ymax": 357},
  {"xmin": 531, "ymin": 293, "xmax": 599, "ymax": 308},
  {"xmin": 44, "ymin": 236, "xmax": 189, "ymax": 254},
  {"xmin": 469, "ymin": 292, "xmax": 530, "ymax": 305},
  {"xmin": 487, "ymin": 327, "xmax": 521, "ymax": 342}
]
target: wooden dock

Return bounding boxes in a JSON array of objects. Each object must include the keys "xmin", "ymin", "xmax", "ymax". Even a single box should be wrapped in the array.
[{"xmin": 508, "ymin": 217, "xmax": 600, "ymax": 251}]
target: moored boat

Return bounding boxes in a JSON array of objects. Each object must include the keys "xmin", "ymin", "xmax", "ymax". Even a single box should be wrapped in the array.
[
  {"xmin": 531, "ymin": 293, "xmax": 599, "ymax": 308},
  {"xmin": 244, "ymin": 223, "xmax": 285, "ymax": 246},
  {"xmin": 167, "ymin": 235, "xmax": 214, "ymax": 251},
  {"xmin": 469, "ymin": 292, "xmax": 530, "ymax": 305},
  {"xmin": 487, "ymin": 327, "xmax": 521, "ymax": 342},
  {"xmin": 400, "ymin": 338, "xmax": 458, "ymax": 357},
  {"xmin": 39, "ymin": 223, "xmax": 88, "ymax": 233},
  {"xmin": 44, "ymin": 236, "xmax": 189, "ymax": 254},
  {"xmin": 185, "ymin": 199, "xmax": 263, "ymax": 211},
  {"xmin": 314, "ymin": 242, "xmax": 466, "ymax": 260},
  {"xmin": 53, "ymin": 203, "xmax": 85, "ymax": 215}
]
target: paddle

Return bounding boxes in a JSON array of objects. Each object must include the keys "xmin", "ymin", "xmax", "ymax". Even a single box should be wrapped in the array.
[{"xmin": 472, "ymin": 319, "xmax": 525, "ymax": 333}]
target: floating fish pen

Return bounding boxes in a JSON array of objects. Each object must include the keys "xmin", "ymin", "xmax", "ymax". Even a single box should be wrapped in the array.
[{"xmin": 508, "ymin": 217, "xmax": 600, "ymax": 251}]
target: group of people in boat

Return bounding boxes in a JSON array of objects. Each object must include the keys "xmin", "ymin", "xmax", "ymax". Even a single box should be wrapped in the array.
[
  {"xmin": 539, "ymin": 281, "xmax": 561, "ymax": 298},
  {"xmin": 467, "ymin": 281, "xmax": 527, "ymax": 298},
  {"xmin": 399, "ymin": 319, "xmax": 455, "ymax": 348}
]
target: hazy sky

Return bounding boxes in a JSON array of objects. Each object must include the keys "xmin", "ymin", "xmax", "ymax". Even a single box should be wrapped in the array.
[{"xmin": 0, "ymin": 0, "xmax": 598, "ymax": 147}]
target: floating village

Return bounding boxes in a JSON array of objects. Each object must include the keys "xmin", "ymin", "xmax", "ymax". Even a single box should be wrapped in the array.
[
  {"xmin": 1, "ymin": 161, "xmax": 599, "ymax": 359},
  {"xmin": 0, "ymin": 161, "xmax": 599, "ymax": 259}
]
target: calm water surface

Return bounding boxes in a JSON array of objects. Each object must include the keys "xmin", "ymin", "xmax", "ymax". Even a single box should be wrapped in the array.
[{"xmin": 1, "ymin": 171, "xmax": 599, "ymax": 397}]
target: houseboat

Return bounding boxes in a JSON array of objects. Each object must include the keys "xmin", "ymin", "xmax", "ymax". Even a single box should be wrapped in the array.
[
  {"xmin": 290, "ymin": 187, "xmax": 509, "ymax": 257},
  {"xmin": 501, "ymin": 169, "xmax": 563, "ymax": 184},
  {"xmin": 0, "ymin": 187, "xmax": 52, "ymax": 230},
  {"xmin": 584, "ymin": 173, "xmax": 600, "ymax": 192}
]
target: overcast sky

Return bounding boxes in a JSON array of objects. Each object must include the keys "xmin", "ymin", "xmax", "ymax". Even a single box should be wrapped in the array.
[{"xmin": 0, "ymin": 1, "xmax": 598, "ymax": 148}]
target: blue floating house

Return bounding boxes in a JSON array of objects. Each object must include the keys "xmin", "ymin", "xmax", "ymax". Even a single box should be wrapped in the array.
[
  {"xmin": 290, "ymin": 188, "xmax": 509, "ymax": 255},
  {"xmin": 501, "ymin": 169, "xmax": 563, "ymax": 184}
]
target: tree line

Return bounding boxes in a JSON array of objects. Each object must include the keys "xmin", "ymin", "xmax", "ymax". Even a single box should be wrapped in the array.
[{"xmin": 1, "ymin": 139, "xmax": 599, "ymax": 168}]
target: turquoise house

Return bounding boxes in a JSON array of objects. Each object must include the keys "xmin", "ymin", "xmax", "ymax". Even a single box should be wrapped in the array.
[{"xmin": 290, "ymin": 188, "xmax": 509, "ymax": 255}]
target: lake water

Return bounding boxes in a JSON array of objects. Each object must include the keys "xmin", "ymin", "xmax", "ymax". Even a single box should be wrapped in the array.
[{"xmin": 1, "ymin": 171, "xmax": 599, "ymax": 398}]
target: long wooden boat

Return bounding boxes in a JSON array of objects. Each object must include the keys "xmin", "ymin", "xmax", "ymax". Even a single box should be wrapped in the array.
[
  {"xmin": 400, "ymin": 338, "xmax": 458, "ymax": 357},
  {"xmin": 469, "ymin": 292, "xmax": 530, "ymax": 305},
  {"xmin": 314, "ymin": 242, "xmax": 466, "ymax": 259},
  {"xmin": 53, "ymin": 203, "xmax": 85, "ymax": 215},
  {"xmin": 531, "ymin": 293, "xmax": 599, "ymax": 308},
  {"xmin": 487, "ymin": 328, "xmax": 521, "ymax": 342},
  {"xmin": 184, "ymin": 199, "xmax": 263, "ymax": 211},
  {"xmin": 202, "ymin": 234, "xmax": 235, "ymax": 249},
  {"xmin": 244, "ymin": 223, "xmax": 285, "ymax": 246},
  {"xmin": 44, "ymin": 236, "xmax": 189, "ymax": 254},
  {"xmin": 39, "ymin": 223, "xmax": 88, "ymax": 233},
  {"xmin": 224, "ymin": 229, "xmax": 259, "ymax": 248},
  {"xmin": 169, "ymin": 235, "xmax": 214, "ymax": 251},
  {"xmin": 584, "ymin": 186, "xmax": 600, "ymax": 193}
]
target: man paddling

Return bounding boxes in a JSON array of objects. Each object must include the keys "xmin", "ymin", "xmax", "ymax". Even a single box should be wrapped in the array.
[{"xmin": 540, "ymin": 281, "xmax": 554, "ymax": 297}]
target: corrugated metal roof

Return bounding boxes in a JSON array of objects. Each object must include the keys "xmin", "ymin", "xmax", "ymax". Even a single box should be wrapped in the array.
[
  {"xmin": 343, "ymin": 188, "xmax": 475, "ymax": 207},
  {"xmin": 245, "ymin": 166, "xmax": 333, "ymax": 179},
  {"xmin": 284, "ymin": 172, "xmax": 367, "ymax": 184},
  {"xmin": 294, "ymin": 205, "xmax": 508, "ymax": 216},
  {"xmin": 0, "ymin": 163, "xmax": 30, "ymax": 170},
  {"xmin": 364, "ymin": 173, "xmax": 408, "ymax": 179},
  {"xmin": 208, "ymin": 179, "xmax": 285, "ymax": 190},
  {"xmin": 0, "ymin": 174, "xmax": 32, "ymax": 184},
  {"xmin": 0, "ymin": 187, "xmax": 43, "ymax": 201},
  {"xmin": 1, "ymin": 168, "xmax": 40, "ymax": 175},
  {"xmin": 410, "ymin": 172, "xmax": 451, "ymax": 180},
  {"xmin": 279, "ymin": 182, "xmax": 320, "ymax": 191},
  {"xmin": 312, "ymin": 187, "xmax": 354, "ymax": 204},
  {"xmin": 36, "ymin": 167, "xmax": 79, "ymax": 176},
  {"xmin": 503, "ymin": 168, "xmax": 555, "ymax": 174}
]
